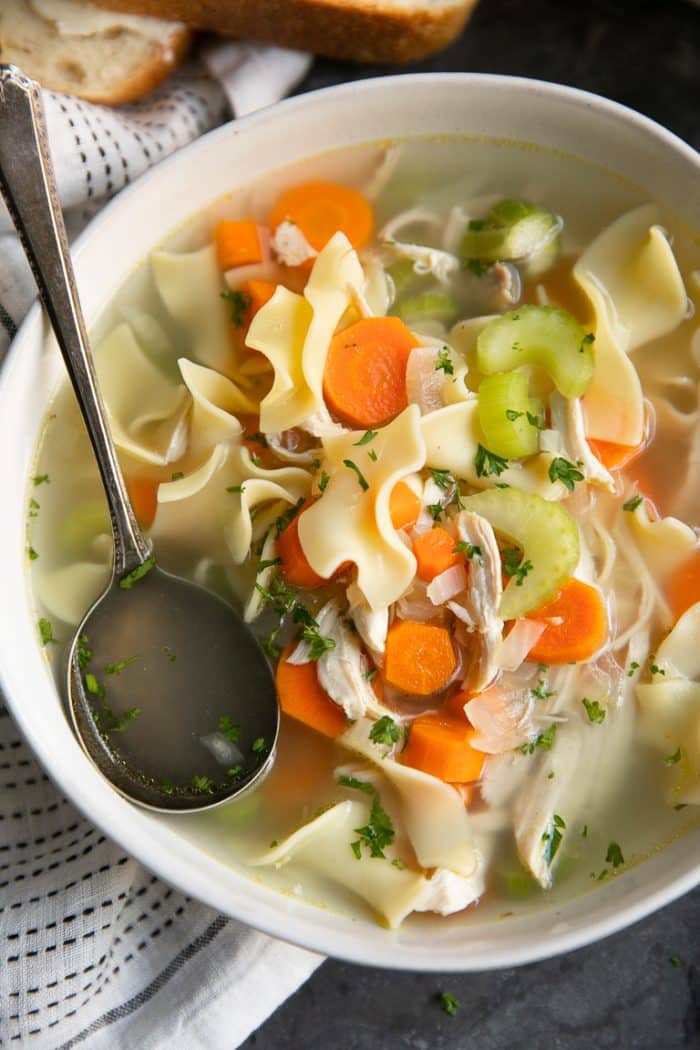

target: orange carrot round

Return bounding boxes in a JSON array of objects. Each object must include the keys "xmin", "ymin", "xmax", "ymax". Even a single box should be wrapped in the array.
[
  {"xmin": 126, "ymin": 477, "xmax": 158, "ymax": 529},
  {"xmin": 401, "ymin": 715, "xmax": 485, "ymax": 783},
  {"xmin": 277, "ymin": 501, "xmax": 327, "ymax": 588},
  {"xmin": 323, "ymin": 317, "xmax": 419, "ymax": 428},
  {"xmin": 413, "ymin": 527, "xmax": 462, "ymax": 582},
  {"xmin": 268, "ymin": 180, "xmax": 373, "ymax": 254},
  {"xmin": 241, "ymin": 278, "xmax": 276, "ymax": 323},
  {"xmin": 384, "ymin": 619, "xmax": 457, "ymax": 696},
  {"xmin": 666, "ymin": 548, "xmax": 700, "ymax": 622},
  {"xmin": 527, "ymin": 577, "xmax": 608, "ymax": 664},
  {"xmin": 275, "ymin": 644, "xmax": 347, "ymax": 738},
  {"xmin": 587, "ymin": 436, "xmax": 646, "ymax": 471},
  {"xmin": 389, "ymin": 481, "xmax": 421, "ymax": 531},
  {"xmin": 214, "ymin": 219, "xmax": 263, "ymax": 270}
]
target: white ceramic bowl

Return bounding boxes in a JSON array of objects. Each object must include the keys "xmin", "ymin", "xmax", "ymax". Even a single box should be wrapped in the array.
[{"xmin": 1, "ymin": 75, "xmax": 698, "ymax": 970}]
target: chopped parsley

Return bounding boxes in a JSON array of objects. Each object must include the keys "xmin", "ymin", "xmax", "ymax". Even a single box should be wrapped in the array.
[
  {"xmin": 582, "ymin": 824, "xmax": 589, "ymax": 838},
  {"xmin": 226, "ymin": 484, "xmax": 245, "ymax": 494},
  {"xmin": 521, "ymin": 723, "xmax": 557, "ymax": 754},
  {"xmin": 475, "ymin": 443, "xmax": 508, "ymax": 478},
  {"xmin": 369, "ymin": 716, "xmax": 401, "ymax": 748},
  {"xmin": 542, "ymin": 813, "xmax": 566, "ymax": 864},
  {"xmin": 506, "ymin": 409, "xmax": 523, "ymax": 421},
  {"xmin": 32, "ymin": 474, "xmax": 49, "ymax": 486},
  {"xmin": 501, "ymin": 547, "xmax": 533, "ymax": 586},
  {"xmin": 623, "ymin": 494, "xmax": 643, "ymax": 512},
  {"xmin": 353, "ymin": 429, "xmax": 378, "ymax": 446},
  {"xmin": 318, "ymin": 470, "xmax": 330, "ymax": 494},
  {"xmin": 582, "ymin": 697, "xmax": 606, "ymax": 724},
  {"xmin": 38, "ymin": 618, "xmax": 55, "ymax": 646},
  {"xmin": 650, "ymin": 658, "xmax": 666, "ymax": 677},
  {"xmin": 674, "ymin": 803, "xmax": 687, "ymax": 811},
  {"xmin": 364, "ymin": 668, "xmax": 378, "ymax": 683},
  {"xmin": 119, "ymin": 554, "xmax": 156, "ymax": 589},
  {"xmin": 108, "ymin": 707, "xmax": 142, "ymax": 733},
  {"xmin": 227, "ymin": 765, "xmax": 243, "ymax": 778},
  {"xmin": 263, "ymin": 625, "xmax": 282, "ymax": 660},
  {"xmin": 526, "ymin": 411, "xmax": 545, "ymax": 430},
  {"xmin": 171, "ymin": 471, "xmax": 184, "ymax": 481},
  {"xmin": 453, "ymin": 541, "xmax": 482, "ymax": 560},
  {"xmin": 163, "ymin": 646, "xmax": 177, "ymax": 663},
  {"xmin": 427, "ymin": 503, "xmax": 444, "ymax": 522},
  {"xmin": 463, "ymin": 258, "xmax": 488, "ymax": 278},
  {"xmin": 28, "ymin": 497, "xmax": 40, "ymax": 517},
  {"xmin": 435, "ymin": 347, "xmax": 454, "ymax": 375},
  {"xmin": 220, "ymin": 289, "xmax": 252, "ymax": 327},
  {"xmin": 531, "ymin": 681, "xmax": 555, "ymax": 701},
  {"xmin": 391, "ymin": 857, "xmax": 406, "ymax": 870},
  {"xmin": 76, "ymin": 635, "xmax": 92, "ymax": 670},
  {"xmin": 300, "ymin": 623, "xmax": 336, "ymax": 661},
  {"xmin": 104, "ymin": 655, "xmax": 140, "ymax": 675},
  {"xmin": 605, "ymin": 841, "xmax": 624, "ymax": 868},
  {"xmin": 84, "ymin": 672, "xmax": 105, "ymax": 699},
  {"xmin": 257, "ymin": 557, "xmax": 282, "ymax": 575},
  {"xmin": 27, "ymin": 546, "xmax": 39, "ymax": 561},
  {"xmin": 191, "ymin": 774, "xmax": 214, "ymax": 794},
  {"xmin": 246, "ymin": 432, "xmax": 269, "ymax": 448},
  {"xmin": 367, "ymin": 449, "xmax": 378, "ymax": 462},
  {"xmin": 159, "ymin": 778, "xmax": 174, "ymax": 795},
  {"xmin": 251, "ymin": 737, "xmax": 267, "ymax": 754},
  {"xmin": 579, "ymin": 332, "xmax": 595, "ymax": 354},
  {"xmin": 670, "ymin": 956, "xmax": 682, "ymax": 968},
  {"xmin": 627, "ymin": 661, "xmax": 640, "ymax": 677},
  {"xmin": 219, "ymin": 715, "xmax": 241, "ymax": 743},
  {"xmin": 429, "ymin": 468, "xmax": 453, "ymax": 491},
  {"xmin": 274, "ymin": 499, "xmax": 304, "ymax": 538},
  {"xmin": 439, "ymin": 992, "xmax": 460, "ymax": 1017},
  {"xmin": 338, "ymin": 774, "xmax": 395, "ymax": 859},
  {"xmin": 664, "ymin": 747, "xmax": 681, "ymax": 766},
  {"xmin": 343, "ymin": 458, "xmax": 369, "ymax": 491},
  {"xmin": 548, "ymin": 456, "xmax": 584, "ymax": 493}
]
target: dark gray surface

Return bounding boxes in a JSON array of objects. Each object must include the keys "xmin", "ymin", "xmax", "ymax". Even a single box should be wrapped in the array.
[{"xmin": 244, "ymin": 2, "xmax": 700, "ymax": 1046}]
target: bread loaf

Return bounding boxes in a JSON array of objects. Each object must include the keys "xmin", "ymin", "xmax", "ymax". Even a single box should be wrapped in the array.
[
  {"xmin": 90, "ymin": 0, "xmax": 479, "ymax": 64},
  {"xmin": 0, "ymin": 0, "xmax": 191, "ymax": 105}
]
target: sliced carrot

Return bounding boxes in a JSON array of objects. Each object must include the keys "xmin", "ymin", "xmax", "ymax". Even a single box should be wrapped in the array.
[
  {"xmin": 666, "ymin": 548, "xmax": 700, "ymax": 622},
  {"xmin": 389, "ymin": 481, "xmax": 421, "ymax": 532},
  {"xmin": 241, "ymin": 278, "xmax": 276, "ymax": 322},
  {"xmin": 277, "ymin": 501, "xmax": 327, "ymax": 588},
  {"xmin": 401, "ymin": 715, "xmax": 486, "ymax": 783},
  {"xmin": 126, "ymin": 477, "xmax": 158, "ymax": 529},
  {"xmin": 214, "ymin": 219, "xmax": 263, "ymax": 270},
  {"xmin": 384, "ymin": 619, "xmax": 457, "ymax": 697},
  {"xmin": 527, "ymin": 577, "xmax": 608, "ymax": 664},
  {"xmin": 413, "ymin": 527, "xmax": 462, "ymax": 583},
  {"xmin": 268, "ymin": 180, "xmax": 373, "ymax": 254},
  {"xmin": 587, "ymin": 436, "xmax": 646, "ymax": 471},
  {"xmin": 323, "ymin": 317, "xmax": 419, "ymax": 428},
  {"xmin": 275, "ymin": 645, "xmax": 347, "ymax": 737}
]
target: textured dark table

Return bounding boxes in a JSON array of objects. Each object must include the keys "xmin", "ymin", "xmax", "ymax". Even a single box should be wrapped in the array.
[{"xmin": 243, "ymin": 2, "xmax": 700, "ymax": 1047}]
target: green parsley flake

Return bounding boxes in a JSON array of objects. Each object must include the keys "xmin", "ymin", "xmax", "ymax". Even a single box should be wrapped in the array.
[
  {"xmin": 674, "ymin": 803, "xmax": 687, "ymax": 811},
  {"xmin": 542, "ymin": 813, "xmax": 566, "ymax": 865},
  {"xmin": 108, "ymin": 707, "xmax": 142, "ymax": 733},
  {"xmin": 84, "ymin": 672, "xmax": 105, "ymax": 700},
  {"xmin": 463, "ymin": 258, "xmax": 488, "ymax": 278},
  {"xmin": 163, "ymin": 647, "xmax": 177, "ymax": 663},
  {"xmin": 77, "ymin": 635, "xmax": 92, "ymax": 670},
  {"xmin": 664, "ymin": 747, "xmax": 681, "ymax": 766},
  {"xmin": 526, "ymin": 411, "xmax": 545, "ymax": 430},
  {"xmin": 301, "ymin": 624, "xmax": 336, "ymax": 661},
  {"xmin": 171, "ymin": 471, "xmax": 184, "ymax": 481},
  {"xmin": 582, "ymin": 824, "xmax": 588, "ymax": 838},
  {"xmin": 427, "ymin": 503, "xmax": 444, "ymax": 522},
  {"xmin": 439, "ymin": 993, "xmax": 460, "ymax": 1017},
  {"xmin": 548, "ymin": 457, "xmax": 584, "ymax": 493},
  {"xmin": 429, "ymin": 468, "xmax": 453, "ymax": 491},
  {"xmin": 531, "ymin": 681, "xmax": 555, "ymax": 701},
  {"xmin": 191, "ymin": 775, "xmax": 214, "ymax": 794},
  {"xmin": 32, "ymin": 474, "xmax": 49, "ymax": 486},
  {"xmin": 338, "ymin": 774, "xmax": 395, "ymax": 859},
  {"xmin": 274, "ymin": 499, "xmax": 304, "ymax": 538},
  {"xmin": 220, "ymin": 289, "xmax": 252, "ymax": 327},
  {"xmin": 104, "ymin": 655, "xmax": 140, "ymax": 675},
  {"xmin": 502, "ymin": 547, "xmax": 532, "ymax": 586},
  {"xmin": 246, "ymin": 432, "xmax": 269, "ymax": 448},
  {"xmin": 579, "ymin": 332, "xmax": 595, "ymax": 353},
  {"xmin": 605, "ymin": 841, "xmax": 624, "ymax": 868},
  {"xmin": 119, "ymin": 554, "xmax": 156, "ymax": 590},
  {"xmin": 670, "ymin": 956, "xmax": 682, "ymax": 968},
  {"xmin": 257, "ymin": 557, "xmax": 282, "ymax": 575},
  {"xmin": 343, "ymin": 458, "xmax": 369, "ymax": 491},
  {"xmin": 521, "ymin": 723, "xmax": 557, "ymax": 754},
  {"xmin": 582, "ymin": 697, "xmax": 606, "ymax": 724},
  {"xmin": 226, "ymin": 484, "xmax": 245, "ymax": 494},
  {"xmin": 159, "ymin": 778, "xmax": 174, "ymax": 795},
  {"xmin": 505, "ymin": 409, "xmax": 524, "ymax": 421},
  {"xmin": 353, "ymin": 429, "xmax": 378, "ymax": 446},
  {"xmin": 623, "ymin": 495, "xmax": 643, "ymax": 512},
  {"xmin": 369, "ymin": 716, "xmax": 401, "ymax": 748},
  {"xmin": 27, "ymin": 546, "xmax": 39, "ymax": 561},
  {"xmin": 251, "ymin": 737, "xmax": 267, "ymax": 754},
  {"xmin": 318, "ymin": 470, "xmax": 330, "ymax": 493},
  {"xmin": 219, "ymin": 715, "xmax": 241, "ymax": 743},
  {"xmin": 38, "ymin": 618, "xmax": 55, "ymax": 646},
  {"xmin": 627, "ymin": 661, "xmax": 640, "ymax": 677},
  {"xmin": 365, "ymin": 668, "xmax": 377, "ymax": 683},
  {"xmin": 391, "ymin": 857, "xmax": 406, "ymax": 870},
  {"xmin": 227, "ymin": 765, "xmax": 243, "ymax": 778},
  {"xmin": 435, "ymin": 348, "xmax": 454, "ymax": 375},
  {"xmin": 475, "ymin": 443, "xmax": 508, "ymax": 478},
  {"xmin": 453, "ymin": 541, "xmax": 482, "ymax": 560},
  {"xmin": 650, "ymin": 658, "xmax": 666, "ymax": 677}
]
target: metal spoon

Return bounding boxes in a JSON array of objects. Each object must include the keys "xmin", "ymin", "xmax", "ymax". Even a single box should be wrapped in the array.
[{"xmin": 0, "ymin": 66, "xmax": 279, "ymax": 811}]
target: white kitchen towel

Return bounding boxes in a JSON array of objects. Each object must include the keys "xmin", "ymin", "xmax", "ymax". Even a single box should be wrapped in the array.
[{"xmin": 0, "ymin": 41, "xmax": 324, "ymax": 1050}]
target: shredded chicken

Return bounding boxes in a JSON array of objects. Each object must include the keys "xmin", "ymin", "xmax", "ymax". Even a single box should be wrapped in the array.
[
  {"xmin": 346, "ymin": 582, "xmax": 388, "ymax": 656},
  {"xmin": 549, "ymin": 392, "xmax": 615, "ymax": 491},
  {"xmin": 270, "ymin": 220, "xmax": 317, "ymax": 268},
  {"xmin": 405, "ymin": 346, "xmax": 446, "ymax": 414},
  {"xmin": 451, "ymin": 511, "xmax": 504, "ymax": 691}
]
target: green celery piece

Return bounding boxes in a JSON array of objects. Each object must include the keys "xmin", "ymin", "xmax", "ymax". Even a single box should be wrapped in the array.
[
  {"xmin": 461, "ymin": 199, "xmax": 562, "ymax": 278},
  {"xmin": 394, "ymin": 291, "xmax": 460, "ymax": 326},
  {"xmin": 477, "ymin": 372, "xmax": 542, "ymax": 459},
  {"xmin": 387, "ymin": 258, "xmax": 417, "ymax": 296},
  {"xmin": 460, "ymin": 487, "xmax": 580, "ymax": 620},
  {"xmin": 477, "ymin": 305, "xmax": 594, "ymax": 399}
]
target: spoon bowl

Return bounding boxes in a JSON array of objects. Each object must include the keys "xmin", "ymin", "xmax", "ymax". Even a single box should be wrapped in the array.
[{"xmin": 0, "ymin": 65, "xmax": 279, "ymax": 811}]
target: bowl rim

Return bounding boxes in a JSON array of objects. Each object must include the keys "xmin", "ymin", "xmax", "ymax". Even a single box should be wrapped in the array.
[{"xmin": 1, "ymin": 72, "xmax": 699, "ymax": 971}]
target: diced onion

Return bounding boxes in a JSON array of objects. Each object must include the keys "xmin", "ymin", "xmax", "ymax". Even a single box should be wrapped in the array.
[
  {"xmin": 496, "ymin": 619, "xmax": 547, "ymax": 671},
  {"xmin": 427, "ymin": 564, "xmax": 468, "ymax": 606}
]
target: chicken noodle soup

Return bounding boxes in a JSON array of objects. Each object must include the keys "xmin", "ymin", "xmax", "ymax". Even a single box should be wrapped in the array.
[{"xmin": 28, "ymin": 137, "xmax": 700, "ymax": 929}]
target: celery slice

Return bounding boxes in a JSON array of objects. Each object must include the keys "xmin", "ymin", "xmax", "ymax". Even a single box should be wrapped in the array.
[
  {"xmin": 459, "ymin": 488, "xmax": 580, "ymax": 620},
  {"xmin": 477, "ymin": 305, "xmax": 594, "ymax": 399},
  {"xmin": 387, "ymin": 258, "xmax": 417, "ymax": 296},
  {"xmin": 477, "ymin": 372, "xmax": 543, "ymax": 459},
  {"xmin": 461, "ymin": 199, "xmax": 562, "ymax": 279},
  {"xmin": 394, "ymin": 291, "xmax": 460, "ymax": 326}
]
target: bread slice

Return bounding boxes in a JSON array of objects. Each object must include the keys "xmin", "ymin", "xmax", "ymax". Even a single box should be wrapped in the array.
[
  {"xmin": 0, "ymin": 0, "xmax": 191, "ymax": 105},
  {"xmin": 89, "ymin": 0, "xmax": 478, "ymax": 63}
]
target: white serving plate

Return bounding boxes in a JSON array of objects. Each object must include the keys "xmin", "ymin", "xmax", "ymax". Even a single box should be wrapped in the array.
[{"xmin": 0, "ymin": 74, "xmax": 698, "ymax": 970}]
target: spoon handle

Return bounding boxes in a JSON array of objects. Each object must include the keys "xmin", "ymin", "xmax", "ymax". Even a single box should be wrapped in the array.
[{"xmin": 0, "ymin": 66, "xmax": 151, "ymax": 577}]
